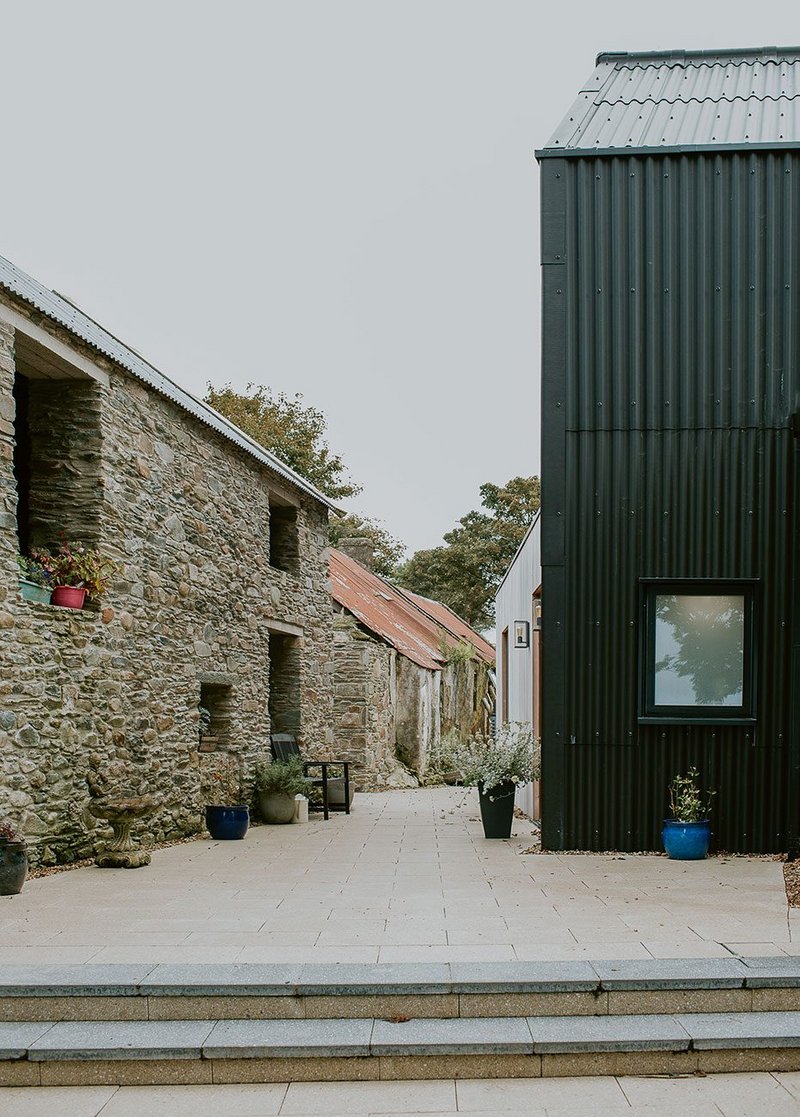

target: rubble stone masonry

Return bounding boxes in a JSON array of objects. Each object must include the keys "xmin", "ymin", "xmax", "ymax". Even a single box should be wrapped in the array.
[{"xmin": 0, "ymin": 302, "xmax": 334, "ymax": 865}]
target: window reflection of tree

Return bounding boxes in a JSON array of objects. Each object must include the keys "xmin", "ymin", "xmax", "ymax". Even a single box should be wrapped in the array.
[{"xmin": 655, "ymin": 595, "xmax": 744, "ymax": 705}]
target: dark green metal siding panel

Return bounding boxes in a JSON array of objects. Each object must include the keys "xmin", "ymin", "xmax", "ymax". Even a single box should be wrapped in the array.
[
  {"xmin": 564, "ymin": 152, "xmax": 800, "ymax": 433},
  {"xmin": 542, "ymin": 149, "xmax": 800, "ymax": 853}
]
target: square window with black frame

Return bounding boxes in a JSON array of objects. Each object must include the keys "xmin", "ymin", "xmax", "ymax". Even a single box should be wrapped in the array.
[
  {"xmin": 269, "ymin": 498, "xmax": 299, "ymax": 574},
  {"xmin": 639, "ymin": 580, "xmax": 757, "ymax": 724},
  {"xmin": 198, "ymin": 682, "xmax": 233, "ymax": 752}
]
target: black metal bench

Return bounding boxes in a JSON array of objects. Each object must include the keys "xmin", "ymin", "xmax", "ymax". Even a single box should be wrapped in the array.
[{"xmin": 270, "ymin": 734, "xmax": 352, "ymax": 821}]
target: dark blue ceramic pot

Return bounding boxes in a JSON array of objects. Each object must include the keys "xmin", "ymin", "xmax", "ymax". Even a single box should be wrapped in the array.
[
  {"xmin": 205, "ymin": 805, "xmax": 250, "ymax": 841},
  {"xmin": 662, "ymin": 819, "xmax": 711, "ymax": 860}
]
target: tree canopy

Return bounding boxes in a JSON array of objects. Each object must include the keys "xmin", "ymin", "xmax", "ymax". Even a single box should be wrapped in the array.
[
  {"xmin": 398, "ymin": 476, "xmax": 540, "ymax": 630},
  {"xmin": 205, "ymin": 382, "xmax": 361, "ymax": 501}
]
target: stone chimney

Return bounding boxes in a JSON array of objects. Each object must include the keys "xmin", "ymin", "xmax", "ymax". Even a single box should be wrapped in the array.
[{"xmin": 337, "ymin": 537, "xmax": 375, "ymax": 571}]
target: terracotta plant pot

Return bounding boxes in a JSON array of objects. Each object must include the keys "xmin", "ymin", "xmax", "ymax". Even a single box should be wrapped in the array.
[{"xmin": 52, "ymin": 586, "xmax": 87, "ymax": 609}]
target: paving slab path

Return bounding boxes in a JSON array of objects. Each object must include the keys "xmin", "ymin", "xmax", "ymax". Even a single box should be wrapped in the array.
[
  {"xmin": 5, "ymin": 1072, "xmax": 800, "ymax": 1116},
  {"xmin": 0, "ymin": 788, "xmax": 795, "ymax": 964}
]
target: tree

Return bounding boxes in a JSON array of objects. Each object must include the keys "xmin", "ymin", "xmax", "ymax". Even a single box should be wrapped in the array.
[
  {"xmin": 398, "ymin": 476, "xmax": 540, "ymax": 630},
  {"xmin": 329, "ymin": 512, "xmax": 406, "ymax": 580},
  {"xmin": 205, "ymin": 383, "xmax": 361, "ymax": 501}
]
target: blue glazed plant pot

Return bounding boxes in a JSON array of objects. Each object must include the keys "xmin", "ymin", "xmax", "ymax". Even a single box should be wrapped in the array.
[
  {"xmin": 662, "ymin": 819, "xmax": 711, "ymax": 860},
  {"xmin": 205, "ymin": 805, "xmax": 249, "ymax": 841}
]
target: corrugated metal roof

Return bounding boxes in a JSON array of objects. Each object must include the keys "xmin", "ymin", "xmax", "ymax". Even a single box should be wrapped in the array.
[
  {"xmin": 330, "ymin": 550, "xmax": 494, "ymax": 671},
  {"xmin": 540, "ymin": 47, "xmax": 800, "ymax": 156},
  {"xmin": 399, "ymin": 589, "xmax": 495, "ymax": 665},
  {"xmin": 0, "ymin": 253, "xmax": 340, "ymax": 511}
]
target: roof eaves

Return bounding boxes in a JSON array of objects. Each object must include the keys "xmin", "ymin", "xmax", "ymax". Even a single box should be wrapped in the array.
[{"xmin": 0, "ymin": 254, "xmax": 342, "ymax": 513}]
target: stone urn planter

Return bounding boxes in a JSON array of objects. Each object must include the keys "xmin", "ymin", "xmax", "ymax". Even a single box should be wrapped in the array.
[
  {"xmin": 88, "ymin": 794, "xmax": 161, "ymax": 868},
  {"xmin": 258, "ymin": 792, "xmax": 296, "ymax": 825},
  {"xmin": 0, "ymin": 841, "xmax": 27, "ymax": 895}
]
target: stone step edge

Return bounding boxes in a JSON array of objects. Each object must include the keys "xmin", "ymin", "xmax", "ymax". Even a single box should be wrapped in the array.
[
  {"xmin": 5, "ymin": 1012, "xmax": 800, "ymax": 1062},
  {"xmin": 1, "ymin": 958, "xmax": 798, "ymax": 998}
]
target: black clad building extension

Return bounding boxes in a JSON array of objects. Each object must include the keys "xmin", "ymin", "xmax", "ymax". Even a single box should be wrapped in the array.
[{"xmin": 537, "ymin": 48, "xmax": 800, "ymax": 853}]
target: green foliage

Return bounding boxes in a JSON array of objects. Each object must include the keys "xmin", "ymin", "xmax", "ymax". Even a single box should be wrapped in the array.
[
  {"xmin": 329, "ymin": 512, "xmax": 406, "ymax": 579},
  {"xmin": 30, "ymin": 542, "xmax": 118, "ymax": 601},
  {"xmin": 206, "ymin": 382, "xmax": 360, "ymax": 501},
  {"xmin": 668, "ymin": 767, "xmax": 715, "ymax": 822},
  {"xmin": 438, "ymin": 637, "xmax": 475, "ymax": 665},
  {"xmin": 253, "ymin": 755, "xmax": 308, "ymax": 798},
  {"xmin": 17, "ymin": 554, "xmax": 52, "ymax": 587},
  {"xmin": 449, "ymin": 723, "xmax": 536, "ymax": 796},
  {"xmin": 397, "ymin": 476, "xmax": 540, "ymax": 629}
]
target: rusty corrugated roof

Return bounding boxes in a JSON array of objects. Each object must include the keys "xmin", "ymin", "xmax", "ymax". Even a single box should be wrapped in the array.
[
  {"xmin": 330, "ymin": 550, "xmax": 494, "ymax": 670},
  {"xmin": 399, "ymin": 589, "xmax": 495, "ymax": 665}
]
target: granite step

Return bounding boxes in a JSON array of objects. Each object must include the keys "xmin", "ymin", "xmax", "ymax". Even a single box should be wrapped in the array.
[
  {"xmin": 2, "ymin": 958, "xmax": 800, "ymax": 1022},
  {"xmin": 5, "ymin": 1011, "xmax": 800, "ymax": 1085}
]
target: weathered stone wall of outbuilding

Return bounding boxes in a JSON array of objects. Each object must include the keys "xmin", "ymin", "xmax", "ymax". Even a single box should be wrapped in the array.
[
  {"xmin": 331, "ymin": 610, "xmax": 399, "ymax": 790},
  {"xmin": 0, "ymin": 303, "xmax": 333, "ymax": 865}
]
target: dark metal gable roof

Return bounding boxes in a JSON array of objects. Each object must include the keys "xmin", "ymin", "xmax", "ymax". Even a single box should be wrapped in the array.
[
  {"xmin": 0, "ymin": 253, "xmax": 340, "ymax": 511},
  {"xmin": 539, "ymin": 47, "xmax": 800, "ymax": 157}
]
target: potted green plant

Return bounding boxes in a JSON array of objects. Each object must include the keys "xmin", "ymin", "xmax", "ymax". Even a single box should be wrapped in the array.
[
  {"xmin": 663, "ymin": 767, "xmax": 714, "ymax": 860},
  {"xmin": 254, "ymin": 755, "xmax": 308, "ymax": 824},
  {"xmin": 0, "ymin": 819, "xmax": 28, "ymax": 896},
  {"xmin": 205, "ymin": 757, "xmax": 249, "ymax": 840},
  {"xmin": 450, "ymin": 723, "xmax": 535, "ymax": 839},
  {"xmin": 17, "ymin": 555, "xmax": 52, "ymax": 604},
  {"xmin": 31, "ymin": 542, "xmax": 118, "ymax": 610}
]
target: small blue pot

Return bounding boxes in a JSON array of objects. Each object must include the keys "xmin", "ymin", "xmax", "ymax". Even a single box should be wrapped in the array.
[
  {"xmin": 662, "ymin": 819, "xmax": 711, "ymax": 860},
  {"xmin": 205, "ymin": 805, "xmax": 249, "ymax": 841}
]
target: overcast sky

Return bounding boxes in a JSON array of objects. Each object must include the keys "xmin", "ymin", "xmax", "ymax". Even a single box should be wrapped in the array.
[{"xmin": 0, "ymin": 1, "xmax": 793, "ymax": 554}]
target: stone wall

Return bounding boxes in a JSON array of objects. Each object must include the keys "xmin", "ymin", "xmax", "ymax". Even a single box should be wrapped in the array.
[
  {"xmin": 331, "ymin": 609, "xmax": 399, "ymax": 789},
  {"xmin": 0, "ymin": 301, "xmax": 334, "ymax": 865}
]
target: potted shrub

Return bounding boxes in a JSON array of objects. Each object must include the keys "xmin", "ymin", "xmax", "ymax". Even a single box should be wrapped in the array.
[
  {"xmin": 0, "ymin": 819, "xmax": 28, "ymax": 896},
  {"xmin": 17, "ymin": 555, "xmax": 52, "ymax": 604},
  {"xmin": 205, "ymin": 757, "xmax": 249, "ymax": 840},
  {"xmin": 662, "ymin": 767, "xmax": 714, "ymax": 860},
  {"xmin": 254, "ymin": 755, "xmax": 308, "ymax": 824},
  {"xmin": 451, "ymin": 723, "xmax": 535, "ymax": 839},
  {"xmin": 31, "ymin": 542, "xmax": 118, "ymax": 610}
]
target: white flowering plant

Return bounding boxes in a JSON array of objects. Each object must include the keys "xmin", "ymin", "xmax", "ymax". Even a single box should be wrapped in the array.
[{"xmin": 449, "ymin": 723, "xmax": 536, "ymax": 797}]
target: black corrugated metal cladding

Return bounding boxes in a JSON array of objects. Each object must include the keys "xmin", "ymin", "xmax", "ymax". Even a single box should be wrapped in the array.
[{"xmin": 540, "ymin": 151, "xmax": 800, "ymax": 853}]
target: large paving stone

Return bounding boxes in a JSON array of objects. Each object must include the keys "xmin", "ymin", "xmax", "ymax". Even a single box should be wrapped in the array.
[
  {"xmin": 679, "ymin": 1011, "xmax": 800, "ymax": 1048},
  {"xmin": 0, "ymin": 965, "xmax": 154, "ymax": 996},
  {"xmin": 27, "ymin": 1020, "xmax": 215, "ymax": 1060},
  {"xmin": 295, "ymin": 963, "xmax": 451, "ymax": 994},
  {"xmin": 141, "ymin": 964, "xmax": 303, "ymax": 996},
  {"xmin": 529, "ymin": 1013, "xmax": 690, "ymax": 1053},
  {"xmin": 0, "ymin": 1021, "xmax": 55, "ymax": 1058},
  {"xmin": 449, "ymin": 961, "xmax": 598, "ymax": 993},
  {"xmin": 742, "ymin": 958, "xmax": 800, "ymax": 987},
  {"xmin": 592, "ymin": 959, "xmax": 748, "ymax": 989},
  {"xmin": 204, "ymin": 1018, "xmax": 373, "ymax": 1058},
  {"xmin": 370, "ymin": 1016, "xmax": 533, "ymax": 1055}
]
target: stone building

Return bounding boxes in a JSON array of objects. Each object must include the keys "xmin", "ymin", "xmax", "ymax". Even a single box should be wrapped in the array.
[
  {"xmin": 330, "ymin": 546, "xmax": 495, "ymax": 788},
  {"xmin": 0, "ymin": 254, "xmax": 337, "ymax": 865}
]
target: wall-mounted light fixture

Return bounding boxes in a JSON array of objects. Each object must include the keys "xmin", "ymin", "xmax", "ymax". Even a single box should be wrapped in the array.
[{"xmin": 514, "ymin": 620, "xmax": 530, "ymax": 648}]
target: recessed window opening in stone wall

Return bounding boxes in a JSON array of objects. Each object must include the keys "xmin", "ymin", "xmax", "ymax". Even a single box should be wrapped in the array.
[
  {"xmin": 12, "ymin": 350, "xmax": 103, "ymax": 552},
  {"xmin": 269, "ymin": 498, "xmax": 299, "ymax": 574},
  {"xmin": 199, "ymin": 682, "xmax": 233, "ymax": 751},
  {"xmin": 269, "ymin": 632, "xmax": 301, "ymax": 736}
]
